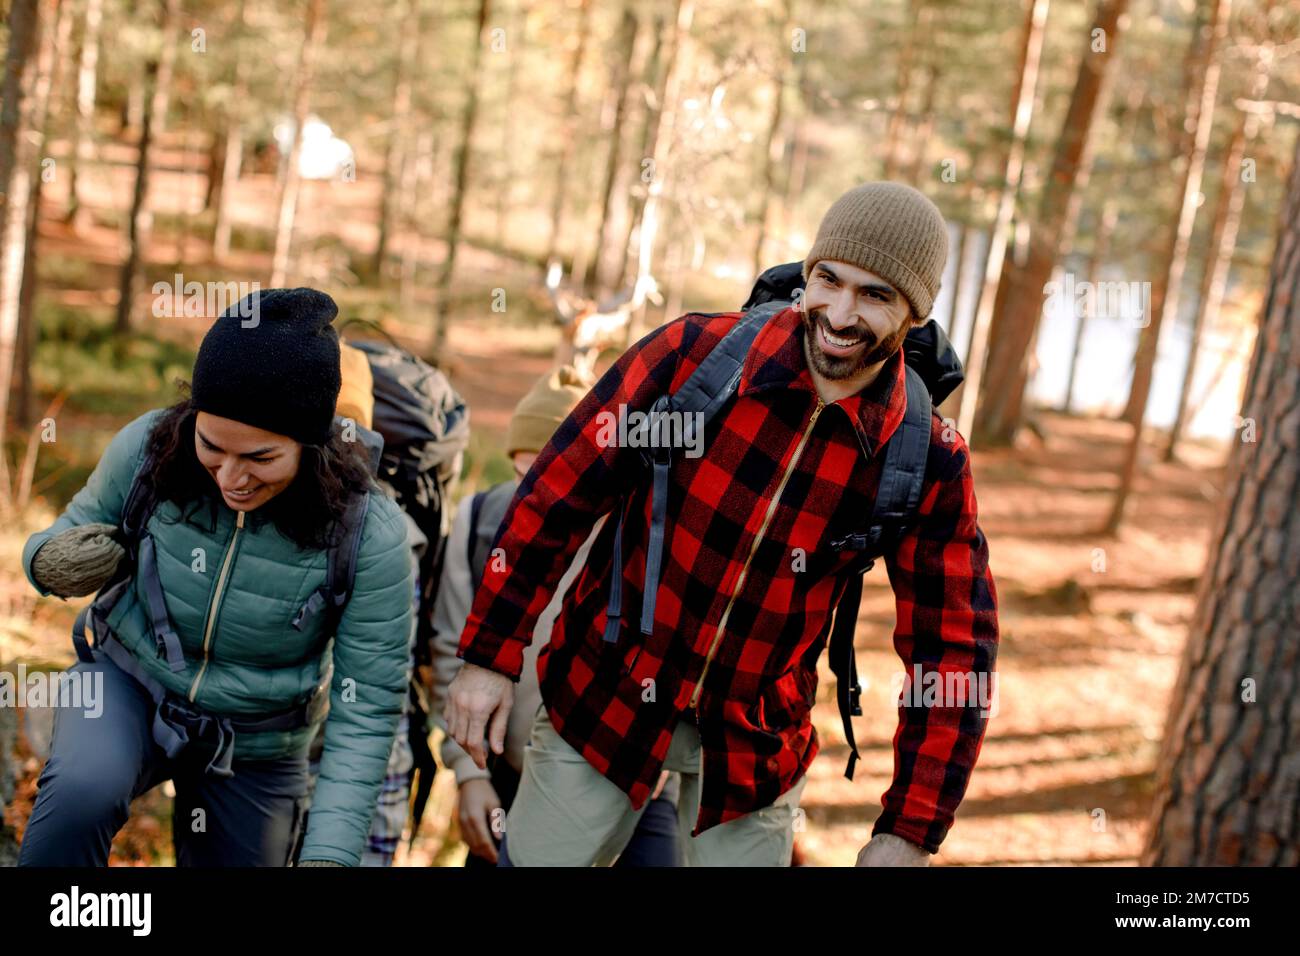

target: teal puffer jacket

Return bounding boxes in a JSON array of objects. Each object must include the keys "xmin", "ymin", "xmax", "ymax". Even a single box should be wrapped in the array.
[{"xmin": 22, "ymin": 409, "xmax": 416, "ymax": 866}]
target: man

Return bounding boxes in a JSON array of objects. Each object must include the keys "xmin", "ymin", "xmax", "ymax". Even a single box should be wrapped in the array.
[
  {"xmin": 446, "ymin": 182, "xmax": 999, "ymax": 866},
  {"xmin": 430, "ymin": 365, "xmax": 680, "ymax": 866}
]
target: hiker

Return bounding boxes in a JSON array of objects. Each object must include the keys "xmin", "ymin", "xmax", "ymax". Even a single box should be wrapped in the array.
[
  {"xmin": 293, "ymin": 335, "xmax": 468, "ymax": 866},
  {"xmin": 430, "ymin": 365, "xmax": 681, "ymax": 867},
  {"xmin": 17, "ymin": 288, "xmax": 415, "ymax": 867},
  {"xmin": 447, "ymin": 182, "xmax": 999, "ymax": 866}
]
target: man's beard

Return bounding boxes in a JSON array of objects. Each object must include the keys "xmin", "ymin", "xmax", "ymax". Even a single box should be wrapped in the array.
[{"xmin": 800, "ymin": 307, "xmax": 910, "ymax": 380}]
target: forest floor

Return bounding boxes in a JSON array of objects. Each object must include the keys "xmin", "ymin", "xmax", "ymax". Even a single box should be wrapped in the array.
[
  {"xmin": 1, "ymin": 318, "xmax": 1228, "ymax": 866},
  {"xmin": 0, "ymin": 138, "xmax": 1230, "ymax": 864}
]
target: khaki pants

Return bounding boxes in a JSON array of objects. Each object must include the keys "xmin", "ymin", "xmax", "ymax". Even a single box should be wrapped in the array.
[{"xmin": 503, "ymin": 705, "xmax": 806, "ymax": 866}]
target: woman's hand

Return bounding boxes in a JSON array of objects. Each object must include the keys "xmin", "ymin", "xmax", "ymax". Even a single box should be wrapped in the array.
[
  {"xmin": 457, "ymin": 778, "xmax": 504, "ymax": 863},
  {"xmin": 31, "ymin": 522, "xmax": 126, "ymax": 598}
]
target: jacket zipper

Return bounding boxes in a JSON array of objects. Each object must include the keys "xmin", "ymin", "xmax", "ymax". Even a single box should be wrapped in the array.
[
  {"xmin": 188, "ymin": 509, "xmax": 246, "ymax": 701},
  {"xmin": 689, "ymin": 395, "xmax": 825, "ymax": 710}
]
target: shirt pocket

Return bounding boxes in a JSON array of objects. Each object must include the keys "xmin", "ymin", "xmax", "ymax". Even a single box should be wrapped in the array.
[{"xmin": 752, "ymin": 663, "xmax": 817, "ymax": 734}]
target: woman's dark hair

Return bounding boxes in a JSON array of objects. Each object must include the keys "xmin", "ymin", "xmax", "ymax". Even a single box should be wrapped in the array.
[{"xmin": 141, "ymin": 384, "xmax": 373, "ymax": 550}]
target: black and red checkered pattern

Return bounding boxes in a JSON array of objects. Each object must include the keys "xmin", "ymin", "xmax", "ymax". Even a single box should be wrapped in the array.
[{"xmin": 458, "ymin": 306, "xmax": 998, "ymax": 851}]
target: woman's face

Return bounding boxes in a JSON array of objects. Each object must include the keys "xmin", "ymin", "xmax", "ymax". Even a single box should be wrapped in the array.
[{"xmin": 194, "ymin": 412, "xmax": 303, "ymax": 512}]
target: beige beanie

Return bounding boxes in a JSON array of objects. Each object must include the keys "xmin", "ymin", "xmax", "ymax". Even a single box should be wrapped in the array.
[
  {"xmin": 802, "ymin": 182, "xmax": 949, "ymax": 320},
  {"xmin": 506, "ymin": 364, "xmax": 594, "ymax": 457}
]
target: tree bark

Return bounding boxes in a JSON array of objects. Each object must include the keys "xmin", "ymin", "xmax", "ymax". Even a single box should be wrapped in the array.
[
  {"xmin": 974, "ymin": 0, "xmax": 1129, "ymax": 446},
  {"xmin": 623, "ymin": 0, "xmax": 693, "ymax": 347},
  {"xmin": 614, "ymin": 11, "xmax": 667, "ymax": 293},
  {"xmin": 1141, "ymin": 130, "xmax": 1300, "ymax": 867},
  {"xmin": 1105, "ymin": 0, "xmax": 1230, "ymax": 534},
  {"xmin": 1062, "ymin": 199, "xmax": 1117, "ymax": 413},
  {"xmin": 584, "ymin": 0, "xmax": 639, "ymax": 297},
  {"xmin": 751, "ymin": 0, "xmax": 794, "ymax": 279},
  {"xmin": 881, "ymin": 0, "xmax": 923, "ymax": 181},
  {"xmin": 14, "ymin": 0, "xmax": 68, "ymax": 429},
  {"xmin": 209, "ymin": 0, "xmax": 247, "ymax": 260},
  {"xmin": 543, "ymin": 0, "xmax": 593, "ymax": 267},
  {"xmin": 372, "ymin": 0, "xmax": 421, "ymax": 279},
  {"xmin": 952, "ymin": 0, "xmax": 1051, "ymax": 442},
  {"xmin": 65, "ymin": 0, "xmax": 101, "ymax": 229},
  {"xmin": 269, "ymin": 0, "xmax": 327, "ymax": 288},
  {"xmin": 494, "ymin": 0, "xmax": 528, "ymax": 248},
  {"xmin": 430, "ymin": 0, "xmax": 491, "ymax": 358},
  {"xmin": 1165, "ymin": 43, "xmax": 1273, "ymax": 460},
  {"xmin": 0, "ymin": 0, "xmax": 45, "ymax": 433}
]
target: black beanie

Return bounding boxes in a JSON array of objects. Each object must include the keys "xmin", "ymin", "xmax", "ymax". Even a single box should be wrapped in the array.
[{"xmin": 190, "ymin": 287, "xmax": 342, "ymax": 446}]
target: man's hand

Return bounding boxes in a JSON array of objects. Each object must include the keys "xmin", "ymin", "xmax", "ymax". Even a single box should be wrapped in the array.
[
  {"xmin": 457, "ymin": 778, "xmax": 504, "ymax": 863},
  {"xmin": 855, "ymin": 833, "xmax": 932, "ymax": 867},
  {"xmin": 445, "ymin": 662, "xmax": 514, "ymax": 770}
]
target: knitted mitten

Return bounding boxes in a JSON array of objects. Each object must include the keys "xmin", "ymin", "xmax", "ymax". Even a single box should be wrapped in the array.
[
  {"xmin": 297, "ymin": 860, "xmax": 345, "ymax": 867},
  {"xmin": 31, "ymin": 522, "xmax": 127, "ymax": 598}
]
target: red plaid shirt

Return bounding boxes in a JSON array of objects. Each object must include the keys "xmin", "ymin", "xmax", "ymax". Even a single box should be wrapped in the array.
[{"xmin": 458, "ymin": 306, "xmax": 998, "ymax": 851}]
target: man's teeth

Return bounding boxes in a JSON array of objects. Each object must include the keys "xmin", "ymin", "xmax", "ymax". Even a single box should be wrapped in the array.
[{"xmin": 822, "ymin": 327, "xmax": 860, "ymax": 348}]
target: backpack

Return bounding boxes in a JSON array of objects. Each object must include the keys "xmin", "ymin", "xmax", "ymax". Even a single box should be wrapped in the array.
[
  {"xmin": 603, "ymin": 262, "xmax": 964, "ymax": 781},
  {"xmin": 337, "ymin": 322, "xmax": 470, "ymax": 662},
  {"xmin": 332, "ymin": 320, "xmax": 471, "ymax": 833}
]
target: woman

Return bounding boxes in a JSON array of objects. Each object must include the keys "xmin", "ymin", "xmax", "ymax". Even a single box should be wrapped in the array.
[{"xmin": 17, "ymin": 288, "xmax": 415, "ymax": 867}]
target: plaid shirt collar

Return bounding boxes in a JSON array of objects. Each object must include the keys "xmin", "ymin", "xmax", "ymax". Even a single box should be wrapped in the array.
[{"xmin": 736, "ymin": 305, "xmax": 910, "ymax": 459}]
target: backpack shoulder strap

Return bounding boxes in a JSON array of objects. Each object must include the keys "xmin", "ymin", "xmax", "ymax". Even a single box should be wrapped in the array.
[
  {"xmin": 468, "ymin": 481, "xmax": 515, "ymax": 597},
  {"xmin": 829, "ymin": 362, "xmax": 934, "ymax": 781},
  {"xmin": 467, "ymin": 490, "xmax": 486, "ymax": 576},
  {"xmin": 870, "ymin": 363, "xmax": 931, "ymax": 534},
  {"xmin": 613, "ymin": 302, "xmax": 785, "ymax": 641},
  {"xmin": 663, "ymin": 301, "xmax": 783, "ymax": 423},
  {"xmin": 292, "ymin": 488, "xmax": 371, "ymax": 634},
  {"xmin": 120, "ymin": 450, "xmax": 159, "ymax": 543}
]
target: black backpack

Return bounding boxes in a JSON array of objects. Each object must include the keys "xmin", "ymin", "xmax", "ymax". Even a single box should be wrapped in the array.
[
  {"xmin": 603, "ymin": 262, "xmax": 964, "ymax": 781},
  {"xmin": 333, "ymin": 321, "xmax": 471, "ymax": 834}
]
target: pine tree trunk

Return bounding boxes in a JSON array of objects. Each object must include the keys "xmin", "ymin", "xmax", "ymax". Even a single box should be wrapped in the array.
[
  {"xmin": 906, "ymin": 54, "xmax": 942, "ymax": 187},
  {"xmin": 1105, "ymin": 0, "xmax": 1230, "ymax": 534},
  {"xmin": 270, "ymin": 0, "xmax": 326, "ymax": 288},
  {"xmin": 952, "ymin": 0, "xmax": 1050, "ymax": 441},
  {"xmin": 751, "ymin": 0, "xmax": 793, "ymax": 279},
  {"xmin": 1062, "ymin": 199, "xmax": 1117, "ymax": 413},
  {"xmin": 114, "ymin": 60, "xmax": 157, "ymax": 334},
  {"xmin": 623, "ymin": 0, "xmax": 693, "ymax": 348},
  {"xmin": 430, "ymin": 0, "xmax": 491, "ymax": 358},
  {"xmin": 584, "ymin": 0, "xmax": 639, "ymax": 297},
  {"xmin": 614, "ymin": 12, "xmax": 668, "ymax": 293},
  {"xmin": 881, "ymin": 0, "xmax": 922, "ymax": 180},
  {"xmin": 14, "ymin": 0, "xmax": 65, "ymax": 429},
  {"xmin": 1142, "ymin": 131, "xmax": 1300, "ymax": 867},
  {"xmin": 206, "ymin": 0, "xmax": 246, "ymax": 258},
  {"xmin": 65, "ymin": 0, "xmax": 103, "ymax": 229},
  {"xmin": 372, "ymin": 0, "xmax": 420, "ymax": 280},
  {"xmin": 974, "ymin": 0, "xmax": 1128, "ymax": 445},
  {"xmin": 543, "ymin": 0, "xmax": 593, "ymax": 268},
  {"xmin": 494, "ymin": 0, "xmax": 528, "ymax": 248},
  {"xmin": 1165, "ymin": 45, "xmax": 1272, "ymax": 460},
  {"xmin": 0, "ymin": 0, "xmax": 45, "ymax": 431}
]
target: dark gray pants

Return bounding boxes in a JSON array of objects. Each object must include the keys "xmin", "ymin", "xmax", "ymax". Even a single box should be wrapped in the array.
[{"xmin": 18, "ymin": 654, "xmax": 310, "ymax": 867}]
